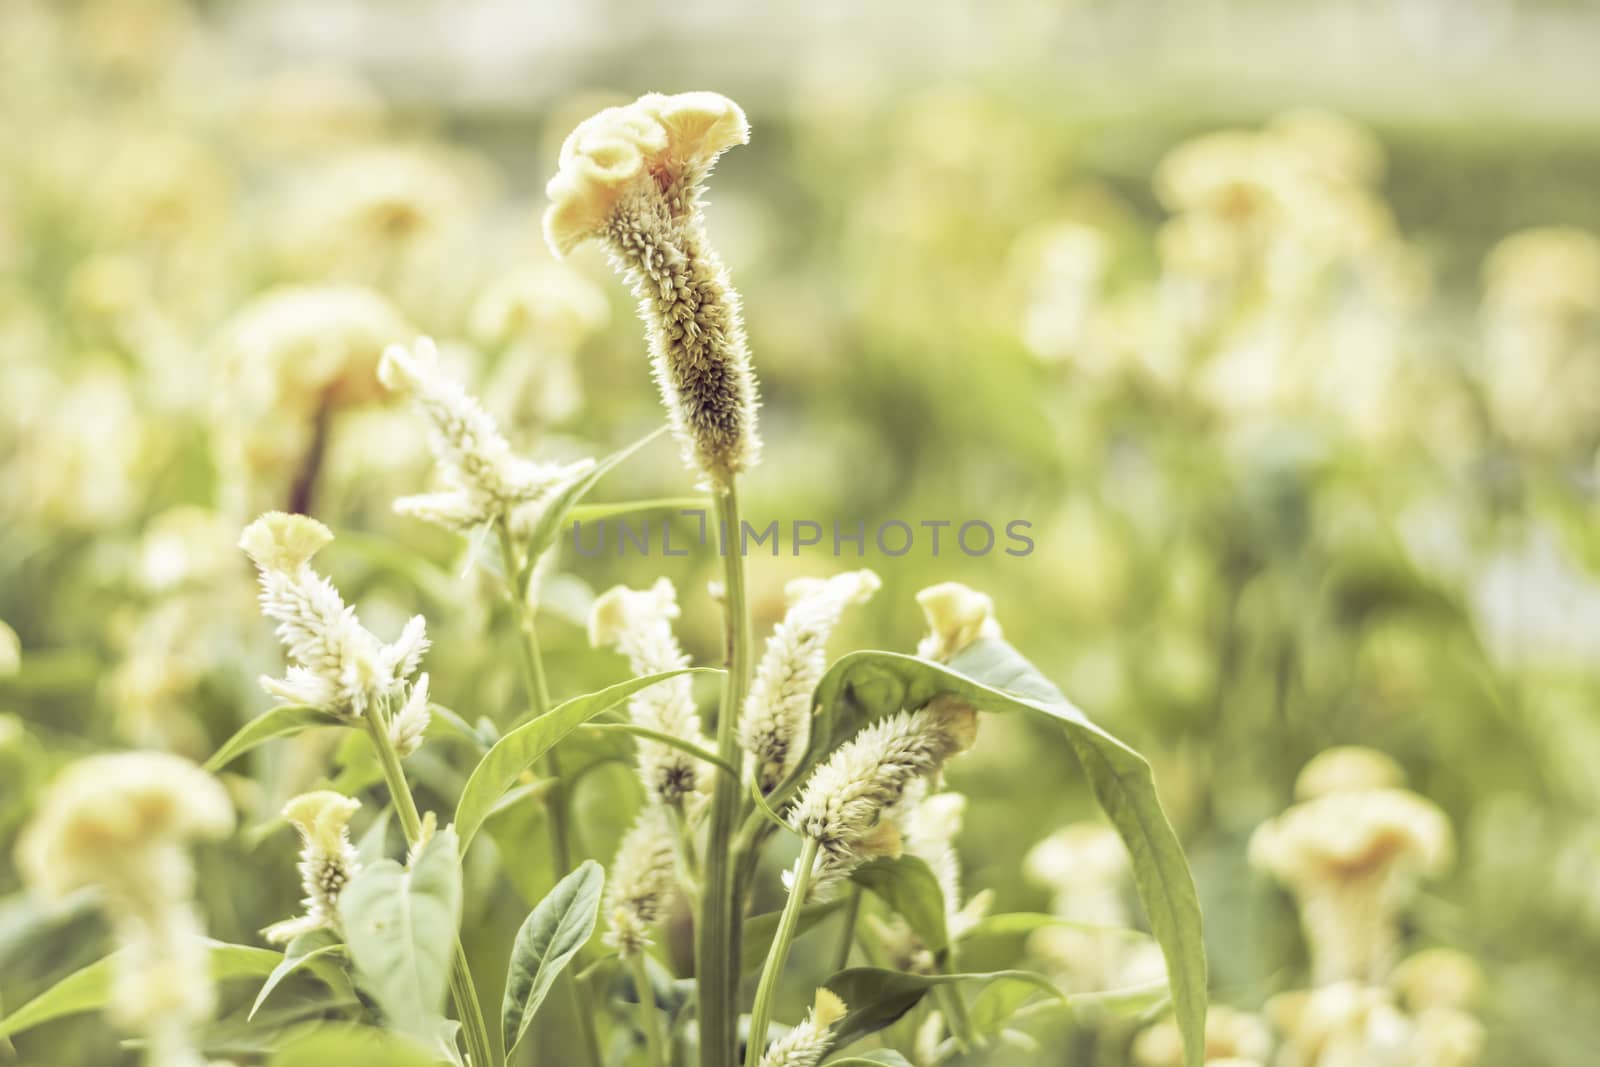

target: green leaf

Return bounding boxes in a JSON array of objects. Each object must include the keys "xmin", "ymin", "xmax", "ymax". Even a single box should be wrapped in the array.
[
  {"xmin": 803, "ymin": 639, "xmax": 1208, "ymax": 1067},
  {"xmin": 0, "ymin": 940, "xmax": 281, "ymax": 1039},
  {"xmin": 249, "ymin": 928, "xmax": 346, "ymax": 1020},
  {"xmin": 338, "ymin": 827, "xmax": 462, "ymax": 1042},
  {"xmin": 454, "ymin": 668, "xmax": 714, "ymax": 854},
  {"xmin": 741, "ymin": 899, "xmax": 844, "ymax": 973},
  {"xmin": 524, "ymin": 427, "xmax": 669, "ymax": 563},
  {"xmin": 822, "ymin": 967, "xmax": 1065, "ymax": 1051},
  {"xmin": 567, "ymin": 496, "xmax": 708, "ymax": 523},
  {"xmin": 962, "ymin": 911, "xmax": 1152, "ymax": 945},
  {"xmin": 205, "ymin": 704, "xmax": 346, "ymax": 772},
  {"xmin": 825, "ymin": 1053, "xmax": 916, "ymax": 1066},
  {"xmin": 501, "ymin": 860, "xmax": 606, "ymax": 1056},
  {"xmin": 266, "ymin": 1023, "xmax": 443, "ymax": 1067},
  {"xmin": 850, "ymin": 855, "xmax": 948, "ymax": 955}
]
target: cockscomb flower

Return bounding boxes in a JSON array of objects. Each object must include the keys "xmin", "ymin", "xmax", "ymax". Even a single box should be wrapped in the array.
[
  {"xmin": 387, "ymin": 672, "xmax": 432, "ymax": 758},
  {"xmin": 915, "ymin": 582, "xmax": 1002, "ymax": 663},
  {"xmin": 380, "ymin": 336, "xmax": 592, "ymax": 532},
  {"xmin": 543, "ymin": 91, "xmax": 759, "ymax": 487},
  {"xmin": 1392, "ymin": 948, "xmax": 1483, "ymax": 1015},
  {"xmin": 264, "ymin": 791, "xmax": 361, "ymax": 944},
  {"xmin": 1268, "ymin": 982, "xmax": 1411, "ymax": 1067},
  {"xmin": 741, "ymin": 570, "xmax": 880, "ymax": 793},
  {"xmin": 241, "ymin": 511, "xmax": 429, "ymax": 718},
  {"xmin": 17, "ymin": 753, "xmax": 233, "ymax": 1065},
  {"xmin": 1250, "ymin": 751, "xmax": 1452, "ymax": 985},
  {"xmin": 589, "ymin": 578, "xmax": 705, "ymax": 804},
  {"xmin": 757, "ymin": 989, "xmax": 848, "ymax": 1067},
  {"xmin": 1294, "ymin": 745, "xmax": 1405, "ymax": 801},
  {"xmin": 790, "ymin": 695, "xmax": 979, "ymax": 897},
  {"xmin": 1134, "ymin": 1005, "xmax": 1272, "ymax": 1067},
  {"xmin": 603, "ymin": 806, "xmax": 678, "ymax": 956}
]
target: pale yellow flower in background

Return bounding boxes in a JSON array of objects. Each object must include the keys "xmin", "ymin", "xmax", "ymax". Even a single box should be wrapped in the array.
[
  {"xmin": 0, "ymin": 619, "xmax": 18, "ymax": 677},
  {"xmin": 1134, "ymin": 1005, "xmax": 1271, "ymax": 1067},
  {"xmin": 470, "ymin": 262, "xmax": 611, "ymax": 426}
]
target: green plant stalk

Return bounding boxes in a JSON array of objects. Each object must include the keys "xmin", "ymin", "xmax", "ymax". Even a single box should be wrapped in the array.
[
  {"xmin": 363, "ymin": 714, "xmax": 498, "ymax": 1067},
  {"xmin": 629, "ymin": 952, "xmax": 666, "ymax": 1067},
  {"xmin": 832, "ymin": 886, "xmax": 862, "ymax": 973},
  {"xmin": 744, "ymin": 837, "xmax": 819, "ymax": 1067},
  {"xmin": 699, "ymin": 483, "xmax": 754, "ymax": 1067},
  {"xmin": 495, "ymin": 520, "xmax": 603, "ymax": 1067}
]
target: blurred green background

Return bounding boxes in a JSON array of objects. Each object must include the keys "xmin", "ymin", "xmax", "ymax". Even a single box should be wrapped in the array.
[{"xmin": 4, "ymin": 1, "xmax": 1600, "ymax": 1064}]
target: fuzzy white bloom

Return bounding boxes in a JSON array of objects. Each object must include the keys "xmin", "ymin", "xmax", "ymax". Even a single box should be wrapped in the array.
[
  {"xmin": 17, "ymin": 753, "xmax": 234, "ymax": 1065},
  {"xmin": 757, "ymin": 989, "xmax": 848, "ymax": 1067},
  {"xmin": 388, "ymin": 672, "xmax": 432, "ymax": 758},
  {"xmin": 380, "ymin": 336, "xmax": 592, "ymax": 531},
  {"xmin": 742, "ymin": 570, "xmax": 880, "ymax": 793},
  {"xmin": 589, "ymin": 579, "xmax": 705, "ymax": 804},
  {"xmin": 1268, "ymin": 983, "xmax": 1412, "ymax": 1067},
  {"xmin": 264, "ymin": 791, "xmax": 361, "ymax": 944},
  {"xmin": 1251, "ymin": 750, "xmax": 1452, "ymax": 986},
  {"xmin": 1134, "ymin": 1006, "xmax": 1272, "ymax": 1067},
  {"xmin": 240, "ymin": 511, "xmax": 429, "ymax": 718},
  {"xmin": 603, "ymin": 806, "xmax": 678, "ymax": 956},
  {"xmin": 790, "ymin": 695, "xmax": 979, "ymax": 897},
  {"xmin": 915, "ymin": 582, "xmax": 1002, "ymax": 662},
  {"xmin": 543, "ymin": 91, "xmax": 759, "ymax": 486},
  {"xmin": 1391, "ymin": 948, "xmax": 1483, "ymax": 1014}
]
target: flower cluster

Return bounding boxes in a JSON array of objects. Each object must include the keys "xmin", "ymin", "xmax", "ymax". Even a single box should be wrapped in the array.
[
  {"xmin": 602, "ymin": 806, "xmax": 679, "ymax": 957},
  {"xmin": 240, "ymin": 511, "xmax": 429, "ymax": 720},
  {"xmin": 264, "ymin": 790, "xmax": 362, "ymax": 944}
]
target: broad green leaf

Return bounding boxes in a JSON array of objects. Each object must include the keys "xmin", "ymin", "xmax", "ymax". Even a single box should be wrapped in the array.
[
  {"xmin": 249, "ymin": 928, "xmax": 346, "ymax": 1020},
  {"xmin": 266, "ymin": 1023, "xmax": 443, "ymax": 1067},
  {"xmin": 501, "ymin": 860, "xmax": 605, "ymax": 1056},
  {"xmin": 802, "ymin": 640, "xmax": 1207, "ymax": 1067},
  {"xmin": 205, "ymin": 704, "xmax": 345, "ymax": 771},
  {"xmin": 822, "ymin": 967, "xmax": 1065, "ymax": 1052},
  {"xmin": 338, "ymin": 828, "xmax": 462, "ymax": 1042},
  {"xmin": 454, "ymin": 668, "xmax": 713, "ymax": 853},
  {"xmin": 524, "ymin": 427, "xmax": 669, "ymax": 563},
  {"xmin": 741, "ymin": 899, "xmax": 844, "ymax": 973},
  {"xmin": 0, "ymin": 940, "xmax": 281, "ymax": 1039},
  {"xmin": 850, "ymin": 855, "xmax": 948, "ymax": 954}
]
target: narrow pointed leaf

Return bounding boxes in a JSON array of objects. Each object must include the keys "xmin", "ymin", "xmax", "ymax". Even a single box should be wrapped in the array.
[
  {"xmin": 454, "ymin": 668, "xmax": 714, "ymax": 853},
  {"xmin": 0, "ymin": 941, "xmax": 281, "ymax": 1039},
  {"xmin": 822, "ymin": 967, "xmax": 1065, "ymax": 1051},
  {"xmin": 249, "ymin": 928, "xmax": 346, "ymax": 1020},
  {"xmin": 206, "ymin": 705, "xmax": 346, "ymax": 771},
  {"xmin": 525, "ymin": 427, "xmax": 669, "ymax": 561},
  {"xmin": 501, "ymin": 860, "xmax": 605, "ymax": 1056}
]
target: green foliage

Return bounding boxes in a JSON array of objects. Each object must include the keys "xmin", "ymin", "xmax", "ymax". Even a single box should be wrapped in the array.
[{"xmin": 501, "ymin": 860, "xmax": 604, "ymax": 1056}]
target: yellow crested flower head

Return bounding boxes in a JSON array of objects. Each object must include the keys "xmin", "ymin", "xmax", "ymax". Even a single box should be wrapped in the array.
[
  {"xmin": 238, "ymin": 511, "xmax": 333, "ymax": 573},
  {"xmin": 543, "ymin": 91, "xmax": 748, "ymax": 257},
  {"xmin": 282, "ymin": 790, "xmax": 361, "ymax": 855}
]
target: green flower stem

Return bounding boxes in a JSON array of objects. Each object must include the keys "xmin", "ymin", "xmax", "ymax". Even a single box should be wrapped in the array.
[
  {"xmin": 699, "ymin": 483, "xmax": 755, "ymax": 1067},
  {"xmin": 495, "ymin": 519, "xmax": 603, "ymax": 1067},
  {"xmin": 832, "ymin": 886, "xmax": 863, "ymax": 973},
  {"xmin": 628, "ymin": 952, "xmax": 666, "ymax": 1067},
  {"xmin": 363, "ymin": 714, "xmax": 498, "ymax": 1067},
  {"xmin": 744, "ymin": 837, "xmax": 820, "ymax": 1067}
]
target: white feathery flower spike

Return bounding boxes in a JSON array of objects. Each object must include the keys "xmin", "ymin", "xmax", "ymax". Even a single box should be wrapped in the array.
[
  {"xmin": 742, "ymin": 570, "xmax": 880, "ymax": 793},
  {"xmin": 603, "ymin": 806, "xmax": 679, "ymax": 956},
  {"xmin": 241, "ymin": 511, "xmax": 429, "ymax": 718},
  {"xmin": 380, "ymin": 336, "xmax": 592, "ymax": 531},
  {"xmin": 790, "ymin": 695, "xmax": 979, "ymax": 898},
  {"xmin": 757, "ymin": 989, "xmax": 848, "ymax": 1067},
  {"xmin": 264, "ymin": 791, "xmax": 362, "ymax": 944},
  {"xmin": 588, "ymin": 578, "xmax": 705, "ymax": 804}
]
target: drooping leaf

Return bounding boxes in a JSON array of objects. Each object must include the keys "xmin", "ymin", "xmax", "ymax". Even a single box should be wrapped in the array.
[
  {"xmin": 338, "ymin": 827, "xmax": 462, "ymax": 1042},
  {"xmin": 0, "ymin": 940, "xmax": 281, "ymax": 1039},
  {"xmin": 454, "ymin": 668, "xmax": 714, "ymax": 853},
  {"xmin": 523, "ymin": 427, "xmax": 669, "ymax": 563},
  {"xmin": 266, "ymin": 1023, "xmax": 444, "ymax": 1067},
  {"xmin": 798, "ymin": 640, "xmax": 1207, "ymax": 1067},
  {"xmin": 501, "ymin": 860, "xmax": 605, "ymax": 1056},
  {"xmin": 205, "ymin": 704, "xmax": 346, "ymax": 772},
  {"xmin": 825, "ymin": 1053, "xmax": 916, "ymax": 1066},
  {"xmin": 850, "ymin": 855, "xmax": 948, "ymax": 955},
  {"xmin": 249, "ymin": 928, "xmax": 347, "ymax": 1020},
  {"xmin": 741, "ymin": 899, "xmax": 844, "ymax": 973},
  {"xmin": 822, "ymin": 967, "xmax": 1065, "ymax": 1052}
]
